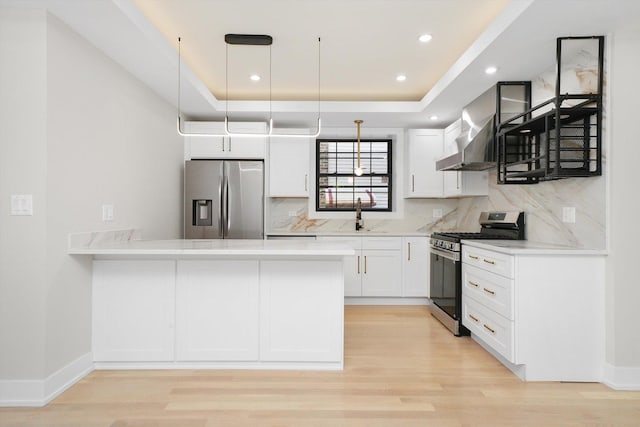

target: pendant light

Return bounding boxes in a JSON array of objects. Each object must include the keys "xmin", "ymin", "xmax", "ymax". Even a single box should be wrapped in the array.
[
  {"xmin": 354, "ymin": 119, "xmax": 364, "ymax": 176},
  {"xmin": 176, "ymin": 35, "xmax": 322, "ymax": 138}
]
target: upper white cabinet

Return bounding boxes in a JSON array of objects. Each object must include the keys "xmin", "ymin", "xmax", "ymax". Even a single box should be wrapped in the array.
[
  {"xmin": 406, "ymin": 124, "xmax": 488, "ymax": 198},
  {"xmin": 401, "ymin": 237, "xmax": 430, "ymax": 297},
  {"xmin": 184, "ymin": 121, "xmax": 267, "ymax": 159},
  {"xmin": 405, "ymin": 129, "xmax": 444, "ymax": 198},
  {"xmin": 268, "ymin": 135, "xmax": 311, "ymax": 197}
]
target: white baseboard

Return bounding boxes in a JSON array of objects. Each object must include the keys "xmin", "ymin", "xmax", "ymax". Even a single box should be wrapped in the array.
[
  {"xmin": 0, "ymin": 353, "xmax": 93, "ymax": 407},
  {"xmin": 603, "ymin": 363, "xmax": 640, "ymax": 390}
]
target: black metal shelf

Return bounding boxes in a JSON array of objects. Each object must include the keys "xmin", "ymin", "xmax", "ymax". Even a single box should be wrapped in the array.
[{"xmin": 496, "ymin": 36, "xmax": 604, "ymax": 185}]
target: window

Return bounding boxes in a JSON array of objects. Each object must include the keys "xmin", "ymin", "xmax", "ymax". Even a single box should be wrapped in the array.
[{"xmin": 316, "ymin": 139, "xmax": 392, "ymax": 211}]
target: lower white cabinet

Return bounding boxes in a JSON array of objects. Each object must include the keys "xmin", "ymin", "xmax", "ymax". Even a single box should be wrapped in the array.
[
  {"xmin": 318, "ymin": 236, "xmax": 402, "ymax": 297},
  {"xmin": 260, "ymin": 260, "xmax": 343, "ymax": 362},
  {"xmin": 92, "ymin": 257, "xmax": 344, "ymax": 368},
  {"xmin": 461, "ymin": 244, "xmax": 605, "ymax": 382},
  {"xmin": 92, "ymin": 260, "xmax": 175, "ymax": 362},
  {"xmin": 176, "ymin": 260, "xmax": 259, "ymax": 361},
  {"xmin": 401, "ymin": 237, "xmax": 430, "ymax": 297}
]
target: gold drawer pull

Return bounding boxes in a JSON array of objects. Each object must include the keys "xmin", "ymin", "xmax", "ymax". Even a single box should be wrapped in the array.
[
  {"xmin": 483, "ymin": 287, "xmax": 496, "ymax": 295},
  {"xmin": 469, "ymin": 281, "xmax": 480, "ymax": 288},
  {"xmin": 469, "ymin": 255, "xmax": 479, "ymax": 260},
  {"xmin": 483, "ymin": 258, "xmax": 496, "ymax": 265},
  {"xmin": 469, "ymin": 314, "xmax": 479, "ymax": 322},
  {"xmin": 483, "ymin": 324, "xmax": 496, "ymax": 334}
]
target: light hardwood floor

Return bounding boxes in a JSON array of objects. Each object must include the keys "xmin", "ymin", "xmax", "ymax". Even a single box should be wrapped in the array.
[{"xmin": 1, "ymin": 306, "xmax": 639, "ymax": 426}]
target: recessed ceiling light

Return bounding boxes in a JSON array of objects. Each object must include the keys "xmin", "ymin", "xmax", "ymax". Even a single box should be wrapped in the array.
[
  {"xmin": 418, "ymin": 34, "xmax": 433, "ymax": 43},
  {"xmin": 396, "ymin": 74, "xmax": 407, "ymax": 82},
  {"xmin": 250, "ymin": 74, "xmax": 261, "ymax": 81},
  {"xmin": 430, "ymin": 115, "xmax": 438, "ymax": 121},
  {"xmin": 485, "ymin": 66, "xmax": 498, "ymax": 75}
]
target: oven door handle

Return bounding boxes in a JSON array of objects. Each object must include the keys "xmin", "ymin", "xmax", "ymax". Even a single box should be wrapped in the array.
[{"xmin": 430, "ymin": 247, "xmax": 460, "ymax": 262}]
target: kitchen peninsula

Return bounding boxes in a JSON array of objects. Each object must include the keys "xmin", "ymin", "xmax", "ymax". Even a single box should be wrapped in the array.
[{"xmin": 69, "ymin": 232, "xmax": 354, "ymax": 370}]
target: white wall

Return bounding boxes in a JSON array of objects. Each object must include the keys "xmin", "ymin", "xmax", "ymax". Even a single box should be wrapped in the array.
[
  {"xmin": 607, "ymin": 29, "xmax": 640, "ymax": 369},
  {"xmin": 0, "ymin": 6, "xmax": 48, "ymax": 381},
  {"xmin": 0, "ymin": 6, "xmax": 184, "ymax": 383}
]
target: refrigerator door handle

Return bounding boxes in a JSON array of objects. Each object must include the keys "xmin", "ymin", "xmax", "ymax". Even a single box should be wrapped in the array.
[
  {"xmin": 219, "ymin": 173, "xmax": 226, "ymax": 238},
  {"xmin": 225, "ymin": 176, "xmax": 231, "ymax": 236}
]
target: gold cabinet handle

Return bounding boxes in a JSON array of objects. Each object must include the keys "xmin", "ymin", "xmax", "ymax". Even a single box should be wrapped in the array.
[
  {"xmin": 483, "ymin": 324, "xmax": 496, "ymax": 334},
  {"xmin": 364, "ymin": 256, "xmax": 367, "ymax": 274},
  {"xmin": 469, "ymin": 314, "xmax": 479, "ymax": 322},
  {"xmin": 357, "ymin": 256, "xmax": 360, "ymax": 274},
  {"xmin": 469, "ymin": 280, "xmax": 480, "ymax": 288},
  {"xmin": 407, "ymin": 242, "xmax": 411, "ymax": 261},
  {"xmin": 483, "ymin": 287, "xmax": 496, "ymax": 295},
  {"xmin": 469, "ymin": 255, "xmax": 479, "ymax": 260},
  {"xmin": 483, "ymin": 258, "xmax": 496, "ymax": 265}
]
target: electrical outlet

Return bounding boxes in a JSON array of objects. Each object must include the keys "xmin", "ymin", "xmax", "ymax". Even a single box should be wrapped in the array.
[
  {"xmin": 562, "ymin": 207, "xmax": 575, "ymax": 223},
  {"xmin": 433, "ymin": 208, "xmax": 443, "ymax": 219},
  {"xmin": 288, "ymin": 210, "xmax": 298, "ymax": 217},
  {"xmin": 102, "ymin": 204, "xmax": 114, "ymax": 222}
]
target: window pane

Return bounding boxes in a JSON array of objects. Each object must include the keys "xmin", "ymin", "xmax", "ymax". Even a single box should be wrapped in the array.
[{"xmin": 316, "ymin": 139, "xmax": 392, "ymax": 212}]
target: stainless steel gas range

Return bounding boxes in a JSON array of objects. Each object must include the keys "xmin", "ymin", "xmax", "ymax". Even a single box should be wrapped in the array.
[{"xmin": 429, "ymin": 211, "xmax": 525, "ymax": 336}]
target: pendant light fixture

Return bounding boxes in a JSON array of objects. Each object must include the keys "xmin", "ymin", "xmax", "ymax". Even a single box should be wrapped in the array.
[
  {"xmin": 177, "ymin": 34, "xmax": 322, "ymax": 138},
  {"xmin": 354, "ymin": 119, "xmax": 364, "ymax": 176}
]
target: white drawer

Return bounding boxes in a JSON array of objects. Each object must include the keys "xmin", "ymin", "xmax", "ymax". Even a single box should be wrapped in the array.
[
  {"xmin": 463, "ymin": 263, "xmax": 514, "ymax": 320},
  {"xmin": 316, "ymin": 236, "xmax": 362, "ymax": 250},
  {"xmin": 462, "ymin": 296, "xmax": 514, "ymax": 362},
  {"xmin": 462, "ymin": 245, "xmax": 514, "ymax": 278},
  {"xmin": 361, "ymin": 236, "xmax": 401, "ymax": 250}
]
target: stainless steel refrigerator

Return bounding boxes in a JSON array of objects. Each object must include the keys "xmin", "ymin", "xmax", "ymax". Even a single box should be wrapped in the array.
[{"xmin": 184, "ymin": 160, "xmax": 264, "ymax": 239}]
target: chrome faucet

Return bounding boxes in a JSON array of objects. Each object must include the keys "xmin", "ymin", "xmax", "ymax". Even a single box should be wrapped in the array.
[{"xmin": 355, "ymin": 197, "xmax": 363, "ymax": 231}]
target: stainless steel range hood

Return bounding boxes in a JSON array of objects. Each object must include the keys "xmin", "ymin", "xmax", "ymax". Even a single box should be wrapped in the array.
[
  {"xmin": 436, "ymin": 82, "xmax": 531, "ymax": 171},
  {"xmin": 436, "ymin": 86, "xmax": 497, "ymax": 171}
]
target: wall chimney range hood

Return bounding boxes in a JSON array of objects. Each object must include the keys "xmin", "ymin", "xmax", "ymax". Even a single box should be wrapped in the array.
[{"xmin": 436, "ymin": 82, "xmax": 531, "ymax": 172}]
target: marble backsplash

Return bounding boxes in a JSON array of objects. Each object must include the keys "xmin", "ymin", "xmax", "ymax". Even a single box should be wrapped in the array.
[
  {"xmin": 457, "ymin": 171, "xmax": 606, "ymax": 248},
  {"xmin": 268, "ymin": 198, "xmax": 461, "ymax": 234}
]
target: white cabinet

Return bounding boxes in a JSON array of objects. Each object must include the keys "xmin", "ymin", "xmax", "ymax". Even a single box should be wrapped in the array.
[
  {"xmin": 406, "ymin": 124, "xmax": 488, "ymax": 198},
  {"xmin": 176, "ymin": 260, "xmax": 259, "ymax": 361},
  {"xmin": 461, "ymin": 244, "xmax": 605, "ymax": 382},
  {"xmin": 443, "ymin": 171, "xmax": 489, "ymax": 197},
  {"xmin": 92, "ymin": 260, "xmax": 175, "ymax": 362},
  {"xmin": 318, "ymin": 236, "xmax": 402, "ymax": 297},
  {"xmin": 401, "ymin": 237, "xmax": 430, "ymax": 297},
  {"xmin": 405, "ymin": 129, "xmax": 444, "ymax": 198},
  {"xmin": 268, "ymin": 135, "xmax": 311, "ymax": 197},
  {"xmin": 260, "ymin": 260, "xmax": 343, "ymax": 362},
  {"xmin": 92, "ymin": 256, "xmax": 344, "ymax": 369},
  {"xmin": 184, "ymin": 121, "xmax": 267, "ymax": 159}
]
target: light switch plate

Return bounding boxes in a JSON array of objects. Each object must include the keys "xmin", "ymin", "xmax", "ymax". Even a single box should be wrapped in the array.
[
  {"xmin": 433, "ymin": 208, "xmax": 443, "ymax": 219},
  {"xmin": 102, "ymin": 204, "xmax": 114, "ymax": 222},
  {"xmin": 11, "ymin": 194, "xmax": 33, "ymax": 215},
  {"xmin": 562, "ymin": 207, "xmax": 576, "ymax": 223}
]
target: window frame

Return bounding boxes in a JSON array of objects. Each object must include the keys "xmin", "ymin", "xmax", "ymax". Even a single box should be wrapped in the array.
[{"xmin": 315, "ymin": 138, "xmax": 393, "ymax": 212}]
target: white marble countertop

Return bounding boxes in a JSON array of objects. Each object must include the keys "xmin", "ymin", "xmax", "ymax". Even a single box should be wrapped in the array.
[
  {"xmin": 69, "ymin": 238, "xmax": 356, "ymax": 257},
  {"xmin": 266, "ymin": 231, "xmax": 430, "ymax": 237},
  {"xmin": 461, "ymin": 239, "xmax": 608, "ymax": 256}
]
